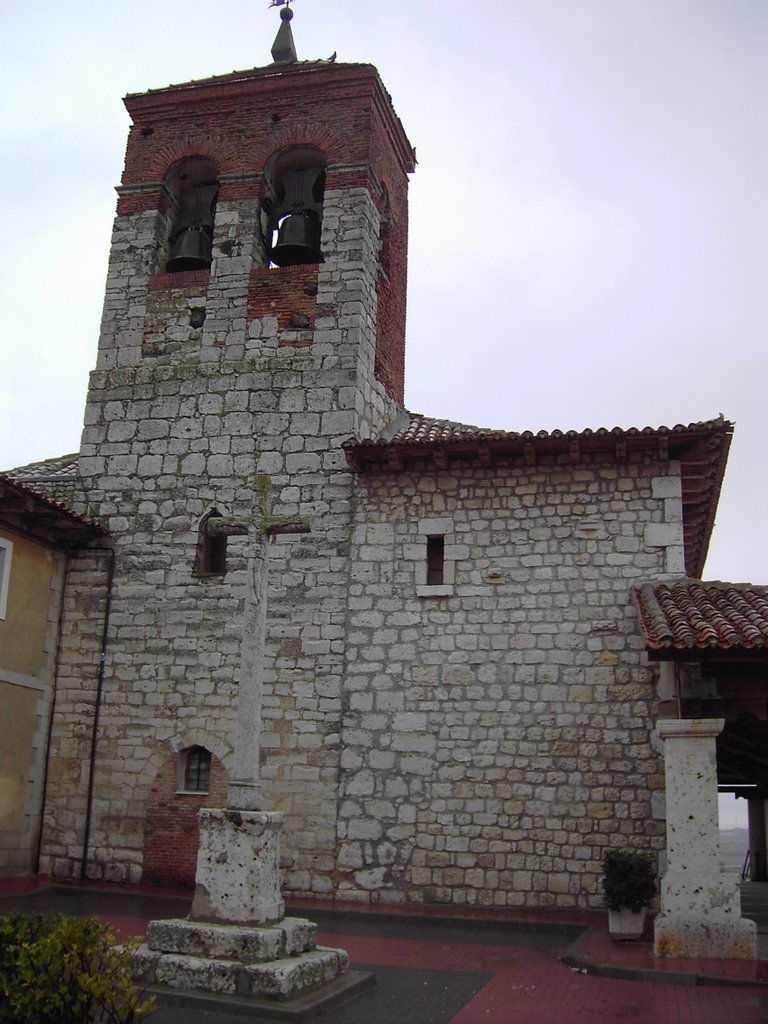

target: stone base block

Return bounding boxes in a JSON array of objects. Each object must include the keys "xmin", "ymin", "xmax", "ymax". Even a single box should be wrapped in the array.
[
  {"xmin": 134, "ymin": 944, "xmax": 349, "ymax": 1001},
  {"xmin": 134, "ymin": 913, "xmax": 347, "ymax": 1003},
  {"xmin": 654, "ymin": 873, "xmax": 757, "ymax": 959},
  {"xmin": 654, "ymin": 912, "xmax": 756, "ymax": 959},
  {"xmin": 241, "ymin": 948, "xmax": 349, "ymax": 999},
  {"xmin": 190, "ymin": 808, "xmax": 285, "ymax": 926},
  {"xmin": 146, "ymin": 917, "xmax": 317, "ymax": 963}
]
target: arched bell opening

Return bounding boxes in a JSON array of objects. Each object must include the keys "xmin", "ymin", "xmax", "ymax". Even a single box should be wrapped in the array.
[
  {"xmin": 164, "ymin": 156, "xmax": 220, "ymax": 273},
  {"xmin": 262, "ymin": 147, "xmax": 326, "ymax": 268}
]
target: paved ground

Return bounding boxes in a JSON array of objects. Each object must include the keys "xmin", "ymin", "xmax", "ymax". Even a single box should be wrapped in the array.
[{"xmin": 2, "ymin": 878, "xmax": 768, "ymax": 1023}]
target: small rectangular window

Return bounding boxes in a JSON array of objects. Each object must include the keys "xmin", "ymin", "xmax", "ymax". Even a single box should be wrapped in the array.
[
  {"xmin": 183, "ymin": 747, "xmax": 211, "ymax": 793},
  {"xmin": 426, "ymin": 535, "xmax": 445, "ymax": 586},
  {"xmin": 206, "ymin": 535, "xmax": 227, "ymax": 575},
  {"xmin": 0, "ymin": 538, "xmax": 12, "ymax": 620}
]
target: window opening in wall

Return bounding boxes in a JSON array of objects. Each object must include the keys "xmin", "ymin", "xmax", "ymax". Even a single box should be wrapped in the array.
[
  {"xmin": 196, "ymin": 509, "xmax": 227, "ymax": 576},
  {"xmin": 206, "ymin": 533, "xmax": 227, "ymax": 575},
  {"xmin": 426, "ymin": 535, "xmax": 445, "ymax": 586},
  {"xmin": 0, "ymin": 538, "xmax": 12, "ymax": 619},
  {"xmin": 180, "ymin": 746, "xmax": 211, "ymax": 793},
  {"xmin": 164, "ymin": 157, "xmax": 220, "ymax": 273}
]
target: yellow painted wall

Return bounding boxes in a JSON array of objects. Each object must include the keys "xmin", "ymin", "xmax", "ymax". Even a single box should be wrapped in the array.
[
  {"xmin": 0, "ymin": 682, "xmax": 39, "ymax": 834},
  {"xmin": 0, "ymin": 530, "xmax": 57, "ymax": 678},
  {"xmin": 0, "ymin": 529, "xmax": 62, "ymax": 874}
]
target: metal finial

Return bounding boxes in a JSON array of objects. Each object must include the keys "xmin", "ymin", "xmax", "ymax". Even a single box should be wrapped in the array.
[{"xmin": 270, "ymin": 0, "xmax": 298, "ymax": 63}]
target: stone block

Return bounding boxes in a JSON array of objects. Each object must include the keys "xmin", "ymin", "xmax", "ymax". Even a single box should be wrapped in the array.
[
  {"xmin": 239, "ymin": 948, "xmax": 349, "ymax": 999},
  {"xmin": 190, "ymin": 809, "xmax": 285, "ymax": 926},
  {"xmin": 644, "ymin": 522, "xmax": 684, "ymax": 548},
  {"xmin": 281, "ymin": 917, "xmax": 318, "ymax": 955},
  {"xmin": 146, "ymin": 919, "xmax": 282, "ymax": 963}
]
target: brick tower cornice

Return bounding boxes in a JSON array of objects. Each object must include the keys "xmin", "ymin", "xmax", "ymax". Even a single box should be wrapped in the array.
[{"xmin": 123, "ymin": 62, "xmax": 416, "ymax": 184}]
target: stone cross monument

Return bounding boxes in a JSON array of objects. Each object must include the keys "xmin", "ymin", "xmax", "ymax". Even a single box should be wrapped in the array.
[
  {"xmin": 191, "ymin": 477, "xmax": 310, "ymax": 926},
  {"xmin": 134, "ymin": 479, "xmax": 355, "ymax": 1004}
]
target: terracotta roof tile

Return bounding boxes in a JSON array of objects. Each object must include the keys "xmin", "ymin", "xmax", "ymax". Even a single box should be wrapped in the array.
[
  {"xmin": 3, "ymin": 454, "xmax": 81, "ymax": 507},
  {"xmin": 345, "ymin": 414, "xmax": 732, "ymax": 579},
  {"xmin": 350, "ymin": 413, "xmax": 729, "ymax": 449},
  {"xmin": 634, "ymin": 580, "xmax": 768, "ymax": 655},
  {"xmin": 5, "ymin": 454, "xmax": 80, "ymax": 480},
  {"xmin": 0, "ymin": 473, "xmax": 106, "ymax": 546}
]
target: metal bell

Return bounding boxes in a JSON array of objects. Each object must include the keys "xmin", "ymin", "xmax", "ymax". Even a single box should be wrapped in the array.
[
  {"xmin": 166, "ymin": 182, "xmax": 219, "ymax": 272},
  {"xmin": 166, "ymin": 225, "xmax": 213, "ymax": 272},
  {"xmin": 271, "ymin": 211, "xmax": 322, "ymax": 267}
]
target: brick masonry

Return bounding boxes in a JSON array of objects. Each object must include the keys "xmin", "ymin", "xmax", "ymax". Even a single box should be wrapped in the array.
[{"xmin": 143, "ymin": 752, "xmax": 228, "ymax": 888}]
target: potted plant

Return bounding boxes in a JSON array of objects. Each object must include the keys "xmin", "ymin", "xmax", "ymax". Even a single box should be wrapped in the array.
[{"xmin": 602, "ymin": 849, "xmax": 657, "ymax": 940}]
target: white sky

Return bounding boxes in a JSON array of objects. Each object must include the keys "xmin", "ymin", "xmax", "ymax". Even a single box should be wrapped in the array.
[{"xmin": 1, "ymin": 0, "xmax": 766, "ymax": 584}]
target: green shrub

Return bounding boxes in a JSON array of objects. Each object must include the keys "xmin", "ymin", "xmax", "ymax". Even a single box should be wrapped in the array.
[
  {"xmin": 0, "ymin": 911, "xmax": 155, "ymax": 1024},
  {"xmin": 602, "ymin": 849, "xmax": 657, "ymax": 912}
]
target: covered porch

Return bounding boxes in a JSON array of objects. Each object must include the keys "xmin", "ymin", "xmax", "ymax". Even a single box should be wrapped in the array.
[{"xmin": 635, "ymin": 579, "xmax": 768, "ymax": 959}]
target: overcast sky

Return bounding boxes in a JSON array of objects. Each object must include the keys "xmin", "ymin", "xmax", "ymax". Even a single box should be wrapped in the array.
[{"xmin": 1, "ymin": 0, "xmax": 766, "ymax": 589}]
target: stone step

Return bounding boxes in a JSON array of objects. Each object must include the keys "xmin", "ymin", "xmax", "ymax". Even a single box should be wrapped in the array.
[
  {"xmin": 134, "ymin": 944, "xmax": 349, "ymax": 1000},
  {"xmin": 146, "ymin": 916, "xmax": 317, "ymax": 962}
]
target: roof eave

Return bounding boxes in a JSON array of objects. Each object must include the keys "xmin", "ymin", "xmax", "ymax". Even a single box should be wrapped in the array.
[{"xmin": 0, "ymin": 475, "xmax": 107, "ymax": 550}]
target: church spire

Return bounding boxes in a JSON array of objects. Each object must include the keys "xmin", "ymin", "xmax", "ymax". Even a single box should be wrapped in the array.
[{"xmin": 270, "ymin": 1, "xmax": 298, "ymax": 64}]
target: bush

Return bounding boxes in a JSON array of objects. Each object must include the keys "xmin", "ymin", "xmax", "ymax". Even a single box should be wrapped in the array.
[
  {"xmin": 602, "ymin": 849, "xmax": 657, "ymax": 913},
  {"xmin": 0, "ymin": 911, "xmax": 155, "ymax": 1024}
]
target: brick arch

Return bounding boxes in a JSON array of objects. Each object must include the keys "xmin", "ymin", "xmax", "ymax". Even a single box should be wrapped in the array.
[
  {"xmin": 252, "ymin": 126, "xmax": 348, "ymax": 174},
  {"xmin": 126, "ymin": 129, "xmax": 244, "ymax": 184},
  {"xmin": 142, "ymin": 749, "xmax": 229, "ymax": 888}
]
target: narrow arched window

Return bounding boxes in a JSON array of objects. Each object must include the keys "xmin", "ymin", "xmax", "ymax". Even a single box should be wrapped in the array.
[
  {"xmin": 195, "ymin": 509, "xmax": 227, "ymax": 576},
  {"xmin": 194, "ymin": 508, "xmax": 249, "ymax": 577},
  {"xmin": 164, "ymin": 157, "xmax": 220, "ymax": 273}
]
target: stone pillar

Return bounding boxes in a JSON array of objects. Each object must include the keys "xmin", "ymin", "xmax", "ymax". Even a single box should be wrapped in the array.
[
  {"xmin": 654, "ymin": 719, "xmax": 756, "ymax": 959},
  {"xmin": 748, "ymin": 799, "xmax": 767, "ymax": 882}
]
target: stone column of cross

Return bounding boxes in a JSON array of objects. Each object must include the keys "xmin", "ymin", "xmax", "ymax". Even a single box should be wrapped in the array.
[{"xmin": 226, "ymin": 475, "xmax": 309, "ymax": 812}]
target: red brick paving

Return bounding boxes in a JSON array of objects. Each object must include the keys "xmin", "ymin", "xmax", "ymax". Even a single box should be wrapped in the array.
[{"xmin": 3, "ymin": 879, "xmax": 768, "ymax": 1023}]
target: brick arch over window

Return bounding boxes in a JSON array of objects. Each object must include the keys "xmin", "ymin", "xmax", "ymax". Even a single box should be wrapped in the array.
[
  {"xmin": 249, "ymin": 127, "xmax": 348, "ymax": 175},
  {"xmin": 142, "ymin": 749, "xmax": 228, "ymax": 888},
  {"xmin": 125, "ymin": 130, "xmax": 241, "ymax": 185}
]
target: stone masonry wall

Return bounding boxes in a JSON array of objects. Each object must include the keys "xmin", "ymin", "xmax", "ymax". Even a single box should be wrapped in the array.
[
  {"xmin": 38, "ymin": 549, "xmax": 112, "ymax": 878},
  {"xmin": 43, "ymin": 180, "xmax": 400, "ymax": 887},
  {"xmin": 335, "ymin": 454, "xmax": 674, "ymax": 910}
]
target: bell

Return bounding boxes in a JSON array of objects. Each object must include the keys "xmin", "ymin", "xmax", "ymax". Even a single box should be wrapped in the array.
[
  {"xmin": 271, "ymin": 211, "xmax": 322, "ymax": 267},
  {"xmin": 166, "ymin": 225, "xmax": 213, "ymax": 272}
]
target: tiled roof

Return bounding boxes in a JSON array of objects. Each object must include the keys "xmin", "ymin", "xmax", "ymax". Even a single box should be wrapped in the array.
[
  {"xmin": 344, "ymin": 414, "xmax": 732, "ymax": 578},
  {"xmin": 634, "ymin": 580, "xmax": 768, "ymax": 657},
  {"xmin": 6, "ymin": 454, "xmax": 80, "ymax": 480},
  {"xmin": 0, "ymin": 473, "xmax": 106, "ymax": 548},
  {"xmin": 347, "ymin": 413, "xmax": 730, "ymax": 450},
  {"xmin": 4, "ymin": 454, "xmax": 81, "ymax": 507}
]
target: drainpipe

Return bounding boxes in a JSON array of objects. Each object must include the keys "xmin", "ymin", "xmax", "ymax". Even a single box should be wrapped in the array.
[
  {"xmin": 674, "ymin": 661, "xmax": 682, "ymax": 719},
  {"xmin": 80, "ymin": 546, "xmax": 116, "ymax": 881},
  {"xmin": 34, "ymin": 551, "xmax": 72, "ymax": 875}
]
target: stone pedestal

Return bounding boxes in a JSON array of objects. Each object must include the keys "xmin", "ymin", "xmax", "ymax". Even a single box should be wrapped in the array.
[
  {"xmin": 133, "ymin": 916, "xmax": 349, "ymax": 1001},
  {"xmin": 653, "ymin": 719, "xmax": 757, "ymax": 959},
  {"xmin": 134, "ymin": 807, "xmax": 352, "ymax": 1004},
  {"xmin": 190, "ymin": 809, "xmax": 284, "ymax": 925}
]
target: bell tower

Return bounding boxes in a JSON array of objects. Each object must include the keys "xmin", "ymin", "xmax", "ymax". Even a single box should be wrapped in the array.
[
  {"xmin": 92, "ymin": 29, "xmax": 415, "ymax": 411},
  {"xmin": 42, "ymin": 17, "xmax": 415, "ymax": 889}
]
